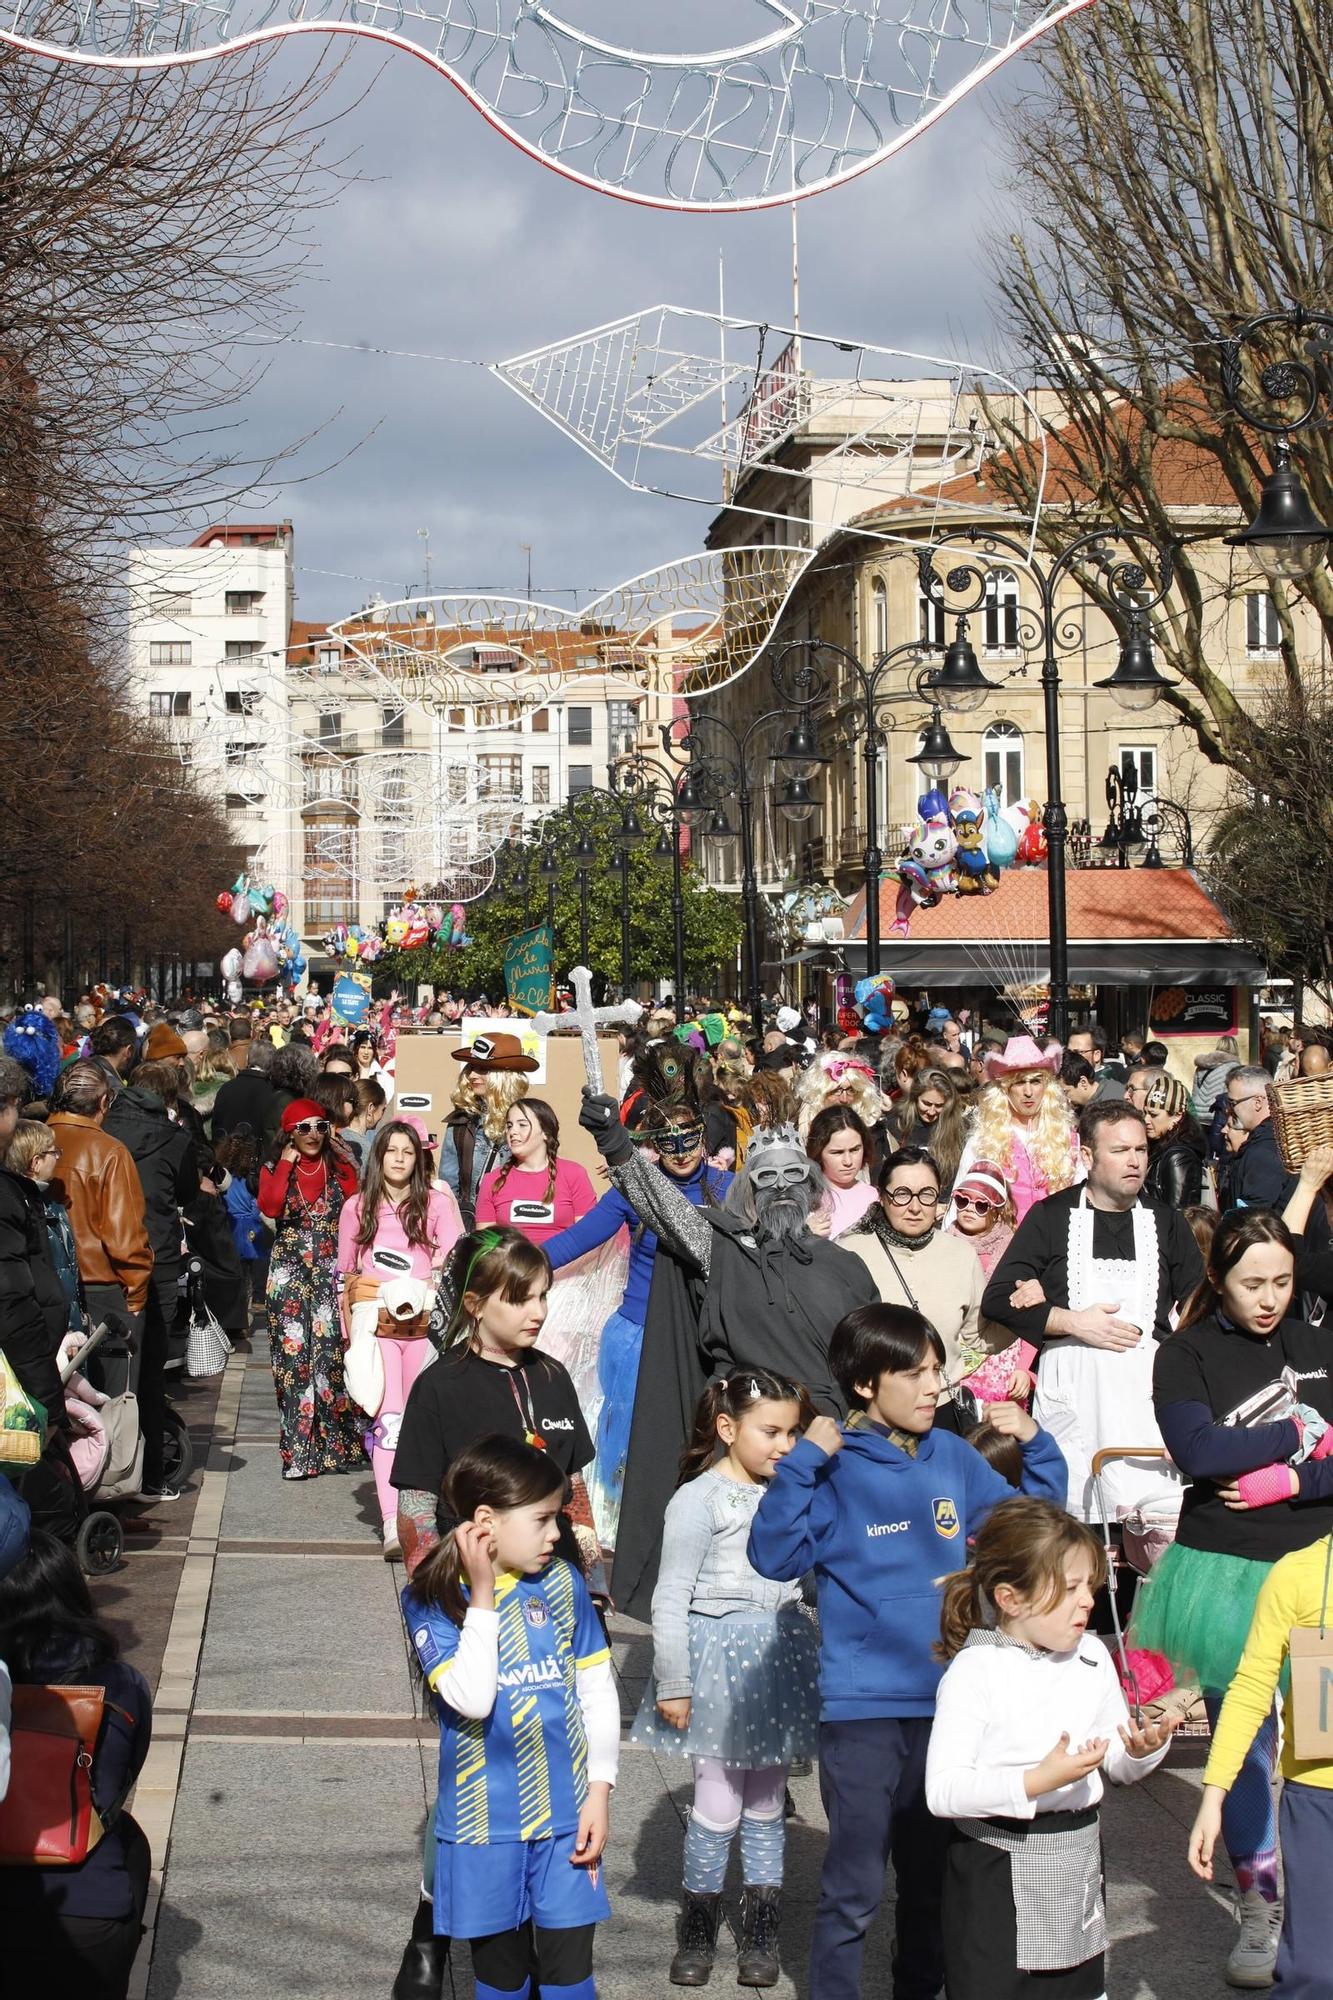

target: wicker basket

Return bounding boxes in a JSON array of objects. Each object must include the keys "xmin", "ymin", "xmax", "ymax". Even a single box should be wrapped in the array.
[{"xmin": 1268, "ymin": 1075, "xmax": 1333, "ymax": 1171}]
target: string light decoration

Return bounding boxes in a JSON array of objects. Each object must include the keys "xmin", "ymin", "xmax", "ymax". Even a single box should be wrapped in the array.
[{"xmin": 0, "ymin": 0, "xmax": 1095, "ymax": 212}]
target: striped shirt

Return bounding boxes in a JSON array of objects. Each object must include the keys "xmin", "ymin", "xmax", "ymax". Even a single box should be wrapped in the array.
[{"xmin": 405, "ymin": 1560, "xmax": 610, "ymax": 1844}]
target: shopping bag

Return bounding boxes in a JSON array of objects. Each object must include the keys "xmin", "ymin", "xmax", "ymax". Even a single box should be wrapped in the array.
[{"xmin": 186, "ymin": 1300, "xmax": 232, "ymax": 1379}]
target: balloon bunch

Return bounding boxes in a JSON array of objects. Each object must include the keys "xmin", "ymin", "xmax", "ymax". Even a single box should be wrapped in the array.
[
  {"xmin": 379, "ymin": 896, "xmax": 472, "ymax": 953},
  {"xmin": 321, "ymin": 922, "xmax": 384, "ymax": 965},
  {"xmin": 216, "ymin": 875, "xmax": 305, "ymax": 999},
  {"xmin": 852, "ymin": 974, "xmax": 897, "ymax": 1036},
  {"xmin": 887, "ymin": 784, "xmax": 1045, "ymax": 936}
]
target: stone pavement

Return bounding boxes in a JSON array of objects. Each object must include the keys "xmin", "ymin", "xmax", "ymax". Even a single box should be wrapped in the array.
[{"xmin": 105, "ymin": 1335, "xmax": 1249, "ymax": 1999}]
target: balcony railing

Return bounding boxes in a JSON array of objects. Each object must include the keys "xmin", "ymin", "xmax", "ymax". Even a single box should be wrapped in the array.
[{"xmin": 837, "ymin": 825, "xmax": 866, "ymax": 864}]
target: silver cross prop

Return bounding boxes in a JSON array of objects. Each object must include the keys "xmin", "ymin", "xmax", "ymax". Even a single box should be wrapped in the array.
[{"xmin": 531, "ymin": 964, "xmax": 642, "ymax": 1094}]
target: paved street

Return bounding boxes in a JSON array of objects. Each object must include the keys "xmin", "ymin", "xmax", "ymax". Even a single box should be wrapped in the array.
[{"xmin": 111, "ymin": 1333, "xmax": 1246, "ymax": 1999}]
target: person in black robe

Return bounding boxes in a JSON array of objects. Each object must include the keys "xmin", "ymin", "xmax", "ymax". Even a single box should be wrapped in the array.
[{"xmin": 578, "ymin": 1095, "xmax": 878, "ymax": 1620}]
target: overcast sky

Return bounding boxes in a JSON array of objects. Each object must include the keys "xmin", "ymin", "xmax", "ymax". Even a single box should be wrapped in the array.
[{"xmin": 226, "ymin": 27, "xmax": 1032, "ymax": 627}]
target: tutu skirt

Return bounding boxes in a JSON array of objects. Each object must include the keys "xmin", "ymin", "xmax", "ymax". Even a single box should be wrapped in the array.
[
  {"xmin": 1129, "ymin": 1542, "xmax": 1274, "ymax": 1694},
  {"xmin": 631, "ymin": 1605, "xmax": 820, "ymax": 1767}
]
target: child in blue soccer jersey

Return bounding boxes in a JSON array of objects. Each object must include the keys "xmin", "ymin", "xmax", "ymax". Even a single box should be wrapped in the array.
[{"xmin": 403, "ymin": 1434, "xmax": 620, "ymax": 2000}]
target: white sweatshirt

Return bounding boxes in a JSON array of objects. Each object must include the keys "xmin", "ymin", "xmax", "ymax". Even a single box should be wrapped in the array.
[{"xmin": 925, "ymin": 1632, "xmax": 1167, "ymax": 1823}]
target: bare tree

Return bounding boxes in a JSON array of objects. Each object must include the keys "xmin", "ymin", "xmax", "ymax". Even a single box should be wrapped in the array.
[{"xmin": 976, "ymin": 0, "xmax": 1333, "ymax": 792}]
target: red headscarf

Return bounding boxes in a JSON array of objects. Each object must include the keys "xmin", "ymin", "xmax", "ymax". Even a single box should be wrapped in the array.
[{"xmin": 280, "ymin": 1096, "xmax": 326, "ymax": 1134}]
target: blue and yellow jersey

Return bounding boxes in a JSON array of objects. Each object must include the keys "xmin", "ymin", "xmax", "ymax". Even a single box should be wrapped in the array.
[{"xmin": 403, "ymin": 1559, "xmax": 611, "ymax": 1845}]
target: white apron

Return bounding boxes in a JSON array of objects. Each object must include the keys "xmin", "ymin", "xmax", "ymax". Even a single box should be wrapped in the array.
[{"xmin": 1033, "ymin": 1192, "xmax": 1184, "ymax": 1523}]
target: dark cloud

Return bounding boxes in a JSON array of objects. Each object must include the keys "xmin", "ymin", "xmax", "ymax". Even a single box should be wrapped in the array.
[{"xmin": 225, "ymin": 28, "xmax": 1021, "ymax": 624}]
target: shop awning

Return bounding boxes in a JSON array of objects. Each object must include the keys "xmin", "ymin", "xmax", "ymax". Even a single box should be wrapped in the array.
[{"xmin": 839, "ymin": 867, "xmax": 1267, "ymax": 988}]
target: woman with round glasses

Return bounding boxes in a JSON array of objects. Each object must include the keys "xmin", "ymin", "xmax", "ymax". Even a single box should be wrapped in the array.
[
  {"xmin": 259, "ymin": 1095, "xmax": 365, "ymax": 1480},
  {"xmin": 841, "ymin": 1147, "xmax": 1000, "ymax": 1413}
]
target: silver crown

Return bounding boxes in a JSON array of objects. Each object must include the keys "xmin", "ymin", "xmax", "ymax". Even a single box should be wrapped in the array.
[{"xmin": 746, "ymin": 1123, "xmax": 803, "ymax": 1158}]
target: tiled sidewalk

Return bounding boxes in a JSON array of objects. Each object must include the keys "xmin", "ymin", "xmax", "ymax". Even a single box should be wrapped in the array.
[{"xmin": 118, "ymin": 1342, "xmax": 1246, "ymax": 1998}]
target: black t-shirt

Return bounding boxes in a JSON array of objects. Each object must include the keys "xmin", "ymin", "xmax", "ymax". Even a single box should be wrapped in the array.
[
  {"xmin": 1155, "ymin": 1314, "xmax": 1333, "ymax": 1559},
  {"xmin": 391, "ymin": 1346, "xmax": 594, "ymax": 1565}
]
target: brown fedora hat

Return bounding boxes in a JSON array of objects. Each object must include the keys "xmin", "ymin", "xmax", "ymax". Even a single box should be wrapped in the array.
[{"xmin": 450, "ymin": 1030, "xmax": 539, "ymax": 1074}]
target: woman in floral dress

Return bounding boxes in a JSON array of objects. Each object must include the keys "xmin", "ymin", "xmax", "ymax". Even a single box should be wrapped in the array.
[{"xmin": 259, "ymin": 1096, "xmax": 365, "ymax": 1480}]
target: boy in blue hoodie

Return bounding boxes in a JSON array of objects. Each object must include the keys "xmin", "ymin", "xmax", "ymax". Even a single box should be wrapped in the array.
[{"xmin": 748, "ymin": 1302, "xmax": 1066, "ymax": 2000}]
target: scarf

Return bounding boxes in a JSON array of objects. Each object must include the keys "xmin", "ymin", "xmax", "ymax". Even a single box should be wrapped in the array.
[
  {"xmin": 847, "ymin": 1411, "xmax": 920, "ymax": 1457},
  {"xmin": 854, "ymin": 1202, "xmax": 938, "ymax": 1255}
]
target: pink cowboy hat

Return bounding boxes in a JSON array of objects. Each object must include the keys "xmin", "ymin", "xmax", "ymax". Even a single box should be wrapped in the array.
[{"xmin": 984, "ymin": 1034, "xmax": 1060, "ymax": 1081}]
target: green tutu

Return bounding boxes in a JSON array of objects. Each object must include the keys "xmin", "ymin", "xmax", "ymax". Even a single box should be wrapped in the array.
[{"xmin": 1129, "ymin": 1542, "xmax": 1275, "ymax": 1694}]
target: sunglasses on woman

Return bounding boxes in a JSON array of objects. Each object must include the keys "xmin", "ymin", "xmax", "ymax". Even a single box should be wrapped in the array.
[
  {"xmin": 954, "ymin": 1195, "xmax": 999, "ymax": 1215},
  {"xmin": 291, "ymin": 1118, "xmax": 330, "ymax": 1137}
]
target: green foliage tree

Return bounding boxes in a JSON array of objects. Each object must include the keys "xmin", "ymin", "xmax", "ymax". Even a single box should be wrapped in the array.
[{"xmin": 374, "ymin": 794, "xmax": 743, "ymax": 1000}]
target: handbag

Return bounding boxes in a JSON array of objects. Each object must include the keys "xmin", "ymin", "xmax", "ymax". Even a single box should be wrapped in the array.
[
  {"xmin": 186, "ymin": 1299, "xmax": 232, "ymax": 1379},
  {"xmin": 0, "ymin": 1684, "xmax": 112, "ymax": 1865},
  {"xmin": 345, "ymin": 1300, "xmax": 387, "ymax": 1418},
  {"xmin": 0, "ymin": 1347, "xmax": 45, "ymax": 1472}
]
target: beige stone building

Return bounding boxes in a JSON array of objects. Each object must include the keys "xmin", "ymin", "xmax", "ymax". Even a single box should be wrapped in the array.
[{"xmin": 697, "ymin": 383, "xmax": 1329, "ymax": 973}]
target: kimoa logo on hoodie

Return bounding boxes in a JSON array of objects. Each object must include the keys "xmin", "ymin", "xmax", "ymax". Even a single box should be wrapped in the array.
[{"xmin": 866, "ymin": 1519, "xmax": 911, "ymax": 1537}]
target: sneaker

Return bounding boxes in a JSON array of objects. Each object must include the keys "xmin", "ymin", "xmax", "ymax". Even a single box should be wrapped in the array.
[
  {"xmin": 1226, "ymin": 1889, "xmax": 1281, "ymax": 1988},
  {"xmin": 383, "ymin": 1522, "xmax": 403, "ymax": 1561},
  {"xmin": 136, "ymin": 1484, "xmax": 183, "ymax": 1503}
]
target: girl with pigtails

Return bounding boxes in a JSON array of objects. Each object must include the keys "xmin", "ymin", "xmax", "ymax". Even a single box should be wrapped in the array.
[{"xmin": 631, "ymin": 1371, "xmax": 821, "ymax": 1989}]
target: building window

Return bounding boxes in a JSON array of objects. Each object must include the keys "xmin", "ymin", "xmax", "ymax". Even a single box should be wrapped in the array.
[
  {"xmin": 1118, "ymin": 744, "xmax": 1157, "ymax": 803},
  {"xmin": 225, "ymin": 590, "xmax": 264, "ymax": 615},
  {"xmin": 225, "ymin": 688, "xmax": 259, "ymax": 715},
  {"xmin": 318, "ymin": 711, "xmax": 342, "ymax": 748},
  {"xmin": 983, "ymin": 569, "xmax": 1020, "ymax": 652},
  {"xmin": 225, "ymin": 741, "xmax": 259, "ymax": 768},
  {"xmin": 381, "ymin": 703, "xmax": 406, "ymax": 747},
  {"xmin": 532, "ymin": 765, "xmax": 550, "ymax": 805},
  {"xmin": 479, "ymin": 755, "xmax": 522, "ymax": 797},
  {"xmin": 225, "ymin": 640, "xmax": 262, "ymax": 661},
  {"xmin": 531, "ymin": 707, "xmax": 550, "ymax": 733},
  {"xmin": 149, "ymin": 641, "xmax": 191, "ymax": 667},
  {"xmin": 149, "ymin": 690, "xmax": 191, "ymax": 717},
  {"xmin": 982, "ymin": 721, "xmax": 1025, "ymax": 807},
  {"xmin": 150, "ymin": 591, "xmax": 192, "ymax": 617},
  {"xmin": 1246, "ymin": 591, "xmax": 1281, "ymax": 655},
  {"xmin": 568, "ymin": 706, "xmax": 593, "ymax": 746},
  {"xmin": 568, "ymin": 764, "xmax": 593, "ymax": 797},
  {"xmin": 608, "ymin": 700, "xmax": 639, "ymax": 758},
  {"xmin": 872, "ymin": 576, "xmax": 889, "ymax": 655},
  {"xmin": 918, "ymin": 584, "xmax": 946, "ymax": 649},
  {"xmin": 225, "ymin": 792, "xmax": 262, "ymax": 812}
]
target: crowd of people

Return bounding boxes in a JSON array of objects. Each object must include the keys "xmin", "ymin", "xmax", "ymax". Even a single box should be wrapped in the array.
[{"xmin": 3, "ymin": 979, "xmax": 1333, "ymax": 1999}]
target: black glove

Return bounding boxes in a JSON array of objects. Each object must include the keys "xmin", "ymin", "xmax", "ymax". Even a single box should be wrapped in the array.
[{"xmin": 579, "ymin": 1089, "xmax": 633, "ymax": 1165}]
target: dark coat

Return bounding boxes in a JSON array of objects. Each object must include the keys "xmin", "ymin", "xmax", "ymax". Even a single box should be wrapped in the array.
[
  {"xmin": 0, "ymin": 1164, "xmax": 66, "ymax": 1415},
  {"xmin": 210, "ymin": 1068, "xmax": 280, "ymax": 1143},
  {"xmin": 103, "ymin": 1087, "xmax": 199, "ymax": 1291},
  {"xmin": 1145, "ymin": 1128, "xmax": 1205, "ymax": 1210}
]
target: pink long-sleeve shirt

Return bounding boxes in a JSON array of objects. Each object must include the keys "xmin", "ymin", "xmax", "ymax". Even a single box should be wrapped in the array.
[
  {"xmin": 336, "ymin": 1186, "xmax": 463, "ymax": 1281},
  {"xmin": 475, "ymin": 1156, "xmax": 597, "ymax": 1244}
]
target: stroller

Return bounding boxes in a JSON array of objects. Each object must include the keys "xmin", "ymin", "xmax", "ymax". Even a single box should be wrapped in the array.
[
  {"xmin": 20, "ymin": 1322, "xmax": 135, "ymax": 1576},
  {"xmin": 1090, "ymin": 1445, "xmax": 1203, "ymax": 1730}
]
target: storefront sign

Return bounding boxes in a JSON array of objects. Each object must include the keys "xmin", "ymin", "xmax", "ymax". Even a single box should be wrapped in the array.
[{"xmin": 1149, "ymin": 985, "xmax": 1237, "ymax": 1037}]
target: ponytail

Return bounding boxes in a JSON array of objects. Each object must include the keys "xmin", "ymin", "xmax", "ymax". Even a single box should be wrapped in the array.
[
  {"xmin": 935, "ymin": 1565, "xmax": 989, "ymax": 1662},
  {"xmin": 676, "ymin": 1368, "xmax": 815, "ymax": 1487},
  {"xmin": 411, "ymin": 1434, "xmax": 568, "ymax": 1627}
]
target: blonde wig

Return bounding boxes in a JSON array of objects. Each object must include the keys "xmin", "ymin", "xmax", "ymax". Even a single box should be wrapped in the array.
[
  {"xmin": 796, "ymin": 1050, "xmax": 884, "ymax": 1142},
  {"xmin": 450, "ymin": 1067, "xmax": 530, "ymax": 1144},
  {"xmin": 968, "ymin": 1075, "xmax": 1077, "ymax": 1197}
]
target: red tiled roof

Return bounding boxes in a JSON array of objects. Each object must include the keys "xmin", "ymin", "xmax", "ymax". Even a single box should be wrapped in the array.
[
  {"xmin": 844, "ymin": 865, "xmax": 1234, "ymax": 943},
  {"xmin": 851, "ymin": 384, "xmax": 1239, "ymax": 530}
]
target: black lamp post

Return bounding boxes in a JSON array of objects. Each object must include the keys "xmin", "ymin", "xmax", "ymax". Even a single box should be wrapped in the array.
[
  {"xmin": 919, "ymin": 530, "xmax": 1177, "ymax": 1043},
  {"xmin": 612, "ymin": 751, "xmax": 690, "ymax": 1007},
  {"xmin": 538, "ymin": 841, "xmax": 559, "ymax": 936},
  {"xmin": 772, "ymin": 592, "xmax": 969, "ymax": 976},
  {"xmin": 662, "ymin": 650, "xmax": 829, "ymax": 1032},
  {"xmin": 1220, "ymin": 308, "xmax": 1333, "ymax": 581},
  {"xmin": 565, "ymin": 787, "xmax": 645, "ymax": 994}
]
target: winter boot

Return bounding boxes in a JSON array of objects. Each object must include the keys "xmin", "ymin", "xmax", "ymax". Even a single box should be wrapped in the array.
[
  {"xmin": 391, "ymin": 1899, "xmax": 448, "ymax": 2000},
  {"xmin": 737, "ymin": 1886, "xmax": 782, "ymax": 1987},
  {"xmin": 1226, "ymin": 1889, "xmax": 1281, "ymax": 1989},
  {"xmin": 670, "ymin": 1890, "xmax": 724, "ymax": 1986}
]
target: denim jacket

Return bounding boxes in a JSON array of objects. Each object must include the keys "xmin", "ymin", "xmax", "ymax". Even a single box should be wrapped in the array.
[{"xmin": 649, "ymin": 1468, "xmax": 802, "ymax": 1700}]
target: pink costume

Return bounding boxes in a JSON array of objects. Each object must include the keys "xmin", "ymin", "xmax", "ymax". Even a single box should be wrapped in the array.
[
  {"xmin": 824, "ymin": 1179, "xmax": 879, "ymax": 1238},
  {"xmin": 475, "ymin": 1156, "xmax": 597, "ymax": 1245},
  {"xmin": 337, "ymin": 1187, "xmax": 462, "ymax": 1526}
]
